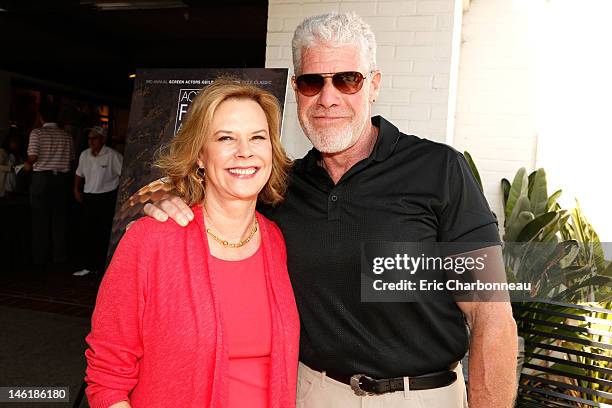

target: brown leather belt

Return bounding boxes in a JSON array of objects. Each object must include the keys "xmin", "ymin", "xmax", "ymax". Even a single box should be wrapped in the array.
[{"xmin": 325, "ymin": 362, "xmax": 459, "ymax": 396}]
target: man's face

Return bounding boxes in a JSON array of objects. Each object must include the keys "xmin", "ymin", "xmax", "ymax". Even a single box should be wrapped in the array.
[
  {"xmin": 294, "ymin": 43, "xmax": 380, "ymax": 153},
  {"xmin": 88, "ymin": 131, "xmax": 104, "ymax": 153}
]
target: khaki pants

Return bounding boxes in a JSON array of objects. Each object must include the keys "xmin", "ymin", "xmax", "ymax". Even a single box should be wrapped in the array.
[{"xmin": 296, "ymin": 362, "xmax": 469, "ymax": 408}]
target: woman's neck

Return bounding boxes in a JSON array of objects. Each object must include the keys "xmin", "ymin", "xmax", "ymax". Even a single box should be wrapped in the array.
[{"xmin": 202, "ymin": 194, "xmax": 257, "ymax": 241}]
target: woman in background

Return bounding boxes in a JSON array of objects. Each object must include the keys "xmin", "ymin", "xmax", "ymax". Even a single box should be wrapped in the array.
[
  {"xmin": 0, "ymin": 129, "xmax": 23, "ymax": 197},
  {"xmin": 84, "ymin": 80, "xmax": 299, "ymax": 408}
]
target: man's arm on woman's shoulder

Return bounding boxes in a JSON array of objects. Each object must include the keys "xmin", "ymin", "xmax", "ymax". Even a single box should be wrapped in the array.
[{"xmin": 125, "ymin": 178, "xmax": 194, "ymax": 227}]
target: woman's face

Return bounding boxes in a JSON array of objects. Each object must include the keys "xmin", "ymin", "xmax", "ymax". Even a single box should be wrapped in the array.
[
  {"xmin": 8, "ymin": 139, "xmax": 19, "ymax": 153},
  {"xmin": 199, "ymin": 98, "xmax": 273, "ymax": 204}
]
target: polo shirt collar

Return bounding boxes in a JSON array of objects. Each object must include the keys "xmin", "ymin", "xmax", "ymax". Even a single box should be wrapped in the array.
[
  {"xmin": 301, "ymin": 115, "xmax": 401, "ymax": 171},
  {"xmin": 370, "ymin": 115, "xmax": 401, "ymax": 162},
  {"xmin": 90, "ymin": 145, "xmax": 108, "ymax": 157}
]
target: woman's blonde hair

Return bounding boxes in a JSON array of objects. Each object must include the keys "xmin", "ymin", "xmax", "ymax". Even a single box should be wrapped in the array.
[{"xmin": 156, "ymin": 79, "xmax": 292, "ymax": 206}]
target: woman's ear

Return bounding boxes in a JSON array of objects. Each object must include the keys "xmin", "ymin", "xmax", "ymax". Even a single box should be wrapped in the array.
[{"xmin": 196, "ymin": 155, "xmax": 205, "ymax": 169}]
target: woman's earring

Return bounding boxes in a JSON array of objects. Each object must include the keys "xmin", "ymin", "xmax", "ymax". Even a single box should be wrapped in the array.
[{"xmin": 196, "ymin": 167, "xmax": 205, "ymax": 182}]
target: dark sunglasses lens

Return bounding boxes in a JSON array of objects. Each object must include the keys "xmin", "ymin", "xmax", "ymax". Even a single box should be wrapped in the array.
[
  {"xmin": 296, "ymin": 74, "xmax": 324, "ymax": 96},
  {"xmin": 333, "ymin": 72, "xmax": 365, "ymax": 94}
]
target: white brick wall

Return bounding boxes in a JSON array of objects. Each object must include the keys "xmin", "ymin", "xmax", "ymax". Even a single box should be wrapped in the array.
[
  {"xmin": 266, "ymin": 0, "xmax": 459, "ymax": 159},
  {"xmin": 453, "ymin": 0, "xmax": 538, "ymax": 224}
]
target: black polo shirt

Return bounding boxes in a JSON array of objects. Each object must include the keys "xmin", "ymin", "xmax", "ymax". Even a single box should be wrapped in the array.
[{"xmin": 261, "ymin": 116, "xmax": 501, "ymax": 378}]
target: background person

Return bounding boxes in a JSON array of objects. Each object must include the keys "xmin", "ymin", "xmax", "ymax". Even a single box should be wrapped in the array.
[
  {"xmin": 84, "ymin": 80, "xmax": 299, "ymax": 408},
  {"xmin": 25, "ymin": 102, "xmax": 74, "ymax": 267},
  {"xmin": 0, "ymin": 130, "xmax": 21, "ymax": 197},
  {"xmin": 73, "ymin": 126, "xmax": 123, "ymax": 276}
]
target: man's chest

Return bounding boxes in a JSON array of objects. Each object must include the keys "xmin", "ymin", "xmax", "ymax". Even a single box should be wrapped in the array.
[
  {"xmin": 275, "ymin": 174, "xmax": 444, "ymax": 243},
  {"xmin": 85, "ymin": 154, "xmax": 112, "ymax": 173}
]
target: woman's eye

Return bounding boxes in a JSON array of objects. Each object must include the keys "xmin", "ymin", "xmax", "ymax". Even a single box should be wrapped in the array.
[
  {"xmin": 218, "ymin": 136, "xmax": 233, "ymax": 141},
  {"xmin": 252, "ymin": 135, "xmax": 267, "ymax": 140}
]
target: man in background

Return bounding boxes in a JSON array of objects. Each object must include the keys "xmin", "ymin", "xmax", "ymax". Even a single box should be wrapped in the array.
[
  {"xmin": 73, "ymin": 126, "xmax": 122, "ymax": 276},
  {"xmin": 25, "ymin": 103, "xmax": 74, "ymax": 267}
]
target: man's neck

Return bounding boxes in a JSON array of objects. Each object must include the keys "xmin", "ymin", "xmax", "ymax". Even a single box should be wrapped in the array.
[{"xmin": 321, "ymin": 123, "xmax": 379, "ymax": 184}]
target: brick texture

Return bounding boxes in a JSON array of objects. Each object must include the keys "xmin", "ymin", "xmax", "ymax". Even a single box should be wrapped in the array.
[{"xmin": 453, "ymin": 0, "xmax": 538, "ymax": 224}]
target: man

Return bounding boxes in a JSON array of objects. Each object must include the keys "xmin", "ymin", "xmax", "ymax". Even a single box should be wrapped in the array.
[
  {"xmin": 144, "ymin": 12, "xmax": 517, "ymax": 407},
  {"xmin": 73, "ymin": 126, "xmax": 123, "ymax": 276},
  {"xmin": 25, "ymin": 103, "xmax": 74, "ymax": 267}
]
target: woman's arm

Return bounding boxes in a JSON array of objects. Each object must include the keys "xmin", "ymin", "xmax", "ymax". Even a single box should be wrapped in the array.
[
  {"xmin": 109, "ymin": 401, "xmax": 131, "ymax": 408},
  {"xmin": 0, "ymin": 149, "xmax": 11, "ymax": 172},
  {"xmin": 84, "ymin": 221, "xmax": 148, "ymax": 408}
]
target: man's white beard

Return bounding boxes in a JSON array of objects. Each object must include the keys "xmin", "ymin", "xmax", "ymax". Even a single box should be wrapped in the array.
[
  {"xmin": 302, "ymin": 120, "xmax": 360, "ymax": 153},
  {"xmin": 301, "ymin": 105, "xmax": 370, "ymax": 153}
]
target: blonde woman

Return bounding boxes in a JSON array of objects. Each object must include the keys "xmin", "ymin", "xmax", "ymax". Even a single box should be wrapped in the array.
[{"xmin": 84, "ymin": 80, "xmax": 299, "ymax": 408}]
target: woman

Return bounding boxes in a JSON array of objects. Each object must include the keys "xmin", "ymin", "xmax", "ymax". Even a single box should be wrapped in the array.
[
  {"xmin": 84, "ymin": 80, "xmax": 299, "ymax": 408},
  {"xmin": 0, "ymin": 129, "xmax": 22, "ymax": 197}
]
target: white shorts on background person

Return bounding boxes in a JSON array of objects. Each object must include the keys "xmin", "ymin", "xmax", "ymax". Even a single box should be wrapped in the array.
[{"xmin": 296, "ymin": 362, "xmax": 469, "ymax": 408}]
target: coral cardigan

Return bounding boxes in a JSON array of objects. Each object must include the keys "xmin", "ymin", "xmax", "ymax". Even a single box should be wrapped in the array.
[{"xmin": 85, "ymin": 206, "xmax": 299, "ymax": 408}]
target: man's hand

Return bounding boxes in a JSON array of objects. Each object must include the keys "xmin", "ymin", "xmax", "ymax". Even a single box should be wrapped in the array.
[
  {"xmin": 74, "ymin": 175, "xmax": 84, "ymax": 203},
  {"xmin": 143, "ymin": 194, "xmax": 194, "ymax": 226}
]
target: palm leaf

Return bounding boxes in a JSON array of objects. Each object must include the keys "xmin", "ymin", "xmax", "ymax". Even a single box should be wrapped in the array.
[
  {"xmin": 463, "ymin": 151, "xmax": 483, "ymax": 192},
  {"xmin": 530, "ymin": 168, "xmax": 549, "ymax": 216},
  {"xmin": 505, "ymin": 167, "xmax": 528, "ymax": 221},
  {"xmin": 516, "ymin": 212, "xmax": 558, "ymax": 242}
]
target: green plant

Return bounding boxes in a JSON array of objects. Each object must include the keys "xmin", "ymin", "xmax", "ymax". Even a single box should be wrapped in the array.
[
  {"xmin": 499, "ymin": 167, "xmax": 611, "ymax": 302},
  {"xmin": 464, "ymin": 152, "xmax": 612, "ymax": 405}
]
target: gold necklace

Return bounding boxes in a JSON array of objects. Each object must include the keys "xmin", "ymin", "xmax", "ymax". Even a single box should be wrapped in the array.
[{"xmin": 204, "ymin": 208, "xmax": 258, "ymax": 248}]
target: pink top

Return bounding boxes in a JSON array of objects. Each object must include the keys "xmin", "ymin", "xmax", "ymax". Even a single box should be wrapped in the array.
[
  {"xmin": 84, "ymin": 207, "xmax": 299, "ymax": 408},
  {"xmin": 212, "ymin": 246, "xmax": 271, "ymax": 408}
]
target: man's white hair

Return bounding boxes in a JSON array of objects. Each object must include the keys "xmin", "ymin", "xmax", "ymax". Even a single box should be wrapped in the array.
[{"xmin": 292, "ymin": 12, "xmax": 377, "ymax": 75}]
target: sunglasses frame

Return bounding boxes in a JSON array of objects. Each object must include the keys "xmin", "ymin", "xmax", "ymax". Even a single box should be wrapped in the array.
[{"xmin": 292, "ymin": 71, "xmax": 374, "ymax": 96}]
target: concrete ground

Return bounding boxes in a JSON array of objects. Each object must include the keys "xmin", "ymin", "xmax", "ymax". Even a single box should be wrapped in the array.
[{"xmin": 0, "ymin": 266, "xmax": 99, "ymax": 408}]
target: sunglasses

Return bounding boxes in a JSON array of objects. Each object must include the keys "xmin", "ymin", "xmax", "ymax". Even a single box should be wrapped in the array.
[{"xmin": 293, "ymin": 71, "xmax": 371, "ymax": 96}]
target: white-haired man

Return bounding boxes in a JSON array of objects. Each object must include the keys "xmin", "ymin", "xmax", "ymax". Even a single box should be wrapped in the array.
[
  {"xmin": 144, "ymin": 12, "xmax": 517, "ymax": 408},
  {"xmin": 74, "ymin": 126, "xmax": 123, "ymax": 276}
]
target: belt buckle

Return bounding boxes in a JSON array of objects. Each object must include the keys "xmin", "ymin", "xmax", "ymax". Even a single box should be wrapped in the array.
[{"xmin": 350, "ymin": 374, "xmax": 374, "ymax": 396}]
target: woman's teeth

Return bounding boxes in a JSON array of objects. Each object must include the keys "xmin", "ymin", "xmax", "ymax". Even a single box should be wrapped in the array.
[{"xmin": 228, "ymin": 168, "xmax": 257, "ymax": 175}]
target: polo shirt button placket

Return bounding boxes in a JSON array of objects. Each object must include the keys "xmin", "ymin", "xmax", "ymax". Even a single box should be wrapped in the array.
[{"xmin": 328, "ymin": 192, "xmax": 340, "ymax": 220}]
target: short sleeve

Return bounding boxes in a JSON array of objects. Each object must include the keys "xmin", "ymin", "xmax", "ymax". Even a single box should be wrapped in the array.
[
  {"xmin": 27, "ymin": 131, "xmax": 40, "ymax": 157},
  {"xmin": 438, "ymin": 151, "xmax": 501, "ymax": 246},
  {"xmin": 113, "ymin": 151, "xmax": 123, "ymax": 177}
]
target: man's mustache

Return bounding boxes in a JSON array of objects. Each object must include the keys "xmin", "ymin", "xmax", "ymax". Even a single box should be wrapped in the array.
[{"xmin": 308, "ymin": 109, "xmax": 354, "ymax": 118}]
